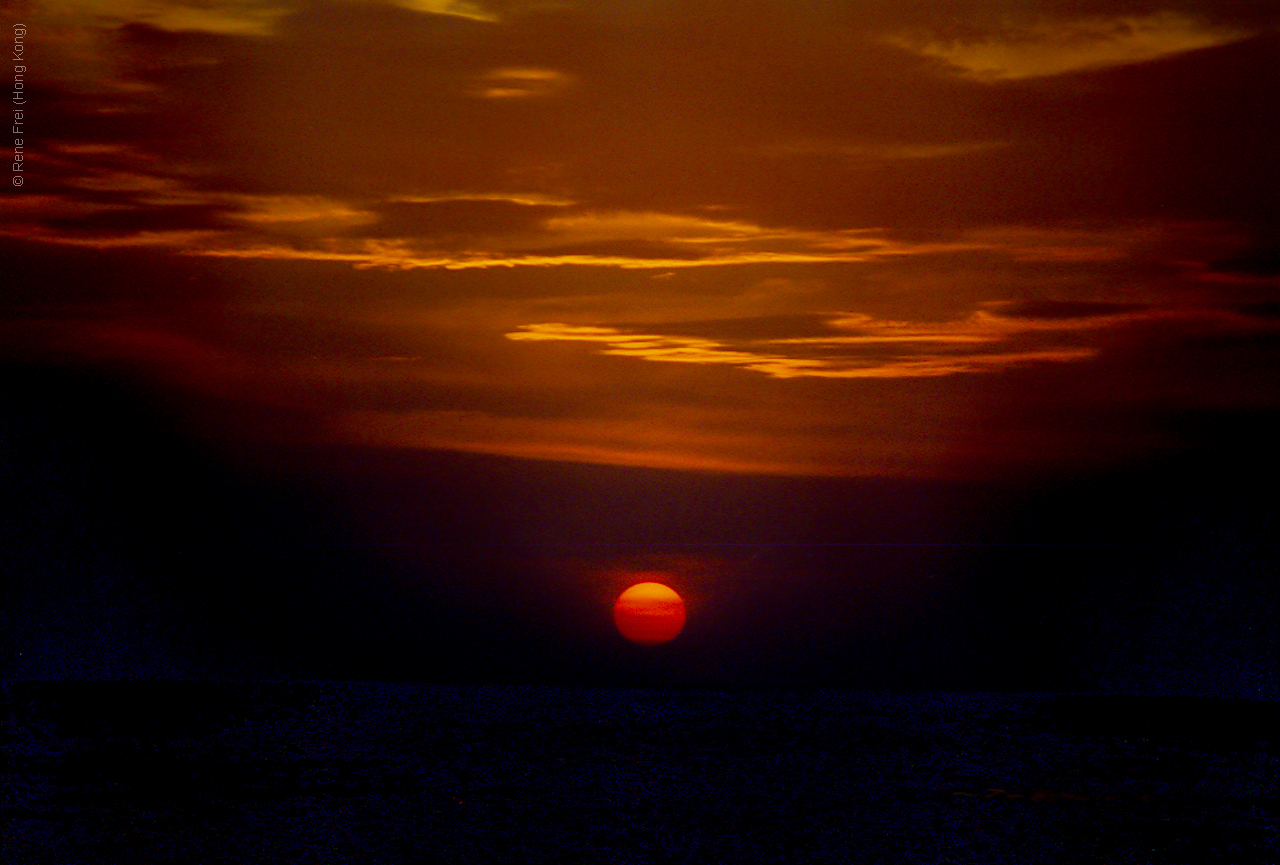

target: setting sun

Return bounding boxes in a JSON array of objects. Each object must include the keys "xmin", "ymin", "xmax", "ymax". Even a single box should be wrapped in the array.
[{"xmin": 613, "ymin": 582, "xmax": 686, "ymax": 645}]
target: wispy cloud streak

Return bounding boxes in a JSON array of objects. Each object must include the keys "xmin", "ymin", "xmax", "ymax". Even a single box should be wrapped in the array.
[
  {"xmin": 505, "ymin": 309, "xmax": 1109, "ymax": 380},
  {"xmin": 891, "ymin": 12, "xmax": 1254, "ymax": 80}
]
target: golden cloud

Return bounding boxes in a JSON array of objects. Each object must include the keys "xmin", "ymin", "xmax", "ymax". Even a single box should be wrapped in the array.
[
  {"xmin": 176, "ymin": 209, "xmax": 977, "ymax": 269},
  {"xmin": 191, "ymin": 243, "xmax": 935, "ymax": 271},
  {"xmin": 505, "ymin": 310, "xmax": 1103, "ymax": 380},
  {"xmin": 892, "ymin": 12, "xmax": 1252, "ymax": 80},
  {"xmin": 388, "ymin": 0, "xmax": 499, "ymax": 21},
  {"xmin": 228, "ymin": 195, "xmax": 380, "ymax": 235},
  {"xmin": 389, "ymin": 192, "xmax": 577, "ymax": 207},
  {"xmin": 470, "ymin": 67, "xmax": 575, "ymax": 99}
]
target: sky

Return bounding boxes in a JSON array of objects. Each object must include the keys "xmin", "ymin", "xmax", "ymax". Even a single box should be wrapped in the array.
[{"xmin": 2, "ymin": 0, "xmax": 1278, "ymax": 695}]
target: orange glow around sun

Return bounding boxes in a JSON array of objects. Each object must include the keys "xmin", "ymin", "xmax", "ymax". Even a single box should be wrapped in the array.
[{"xmin": 613, "ymin": 582, "xmax": 686, "ymax": 645}]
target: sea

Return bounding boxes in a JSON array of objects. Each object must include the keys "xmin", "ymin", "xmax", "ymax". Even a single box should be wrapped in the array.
[{"xmin": 5, "ymin": 681, "xmax": 1276, "ymax": 864}]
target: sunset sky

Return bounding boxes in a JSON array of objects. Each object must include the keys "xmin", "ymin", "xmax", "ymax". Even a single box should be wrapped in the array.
[{"xmin": 3, "ymin": 0, "xmax": 1277, "ymax": 694}]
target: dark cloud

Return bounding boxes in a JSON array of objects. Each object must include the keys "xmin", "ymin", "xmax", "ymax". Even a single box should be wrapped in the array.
[
  {"xmin": 43, "ymin": 205, "xmax": 231, "ymax": 236},
  {"xmin": 1229, "ymin": 302, "xmax": 1280, "ymax": 319},
  {"xmin": 1211, "ymin": 245, "xmax": 1280, "ymax": 278},
  {"xmin": 362, "ymin": 199, "xmax": 564, "ymax": 238},
  {"xmin": 612, "ymin": 314, "xmax": 844, "ymax": 341},
  {"xmin": 994, "ymin": 301, "xmax": 1153, "ymax": 320}
]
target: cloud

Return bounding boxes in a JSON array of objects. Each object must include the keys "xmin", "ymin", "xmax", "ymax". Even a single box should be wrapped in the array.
[
  {"xmin": 505, "ymin": 308, "xmax": 1109, "ymax": 380},
  {"xmin": 362, "ymin": 198, "xmax": 569, "ymax": 239},
  {"xmin": 469, "ymin": 67, "xmax": 574, "ymax": 98},
  {"xmin": 227, "ymin": 195, "xmax": 380, "ymax": 235},
  {"xmin": 892, "ymin": 12, "xmax": 1254, "ymax": 80},
  {"xmin": 0, "ymin": 164, "xmax": 379, "ymax": 242},
  {"xmin": 8, "ymin": 229, "xmax": 224, "ymax": 249},
  {"xmin": 8, "ymin": 149, "xmax": 984, "ymax": 264},
  {"xmin": 331, "ymin": 407, "xmax": 819, "ymax": 475},
  {"xmin": 390, "ymin": 192, "xmax": 576, "ymax": 206},
  {"xmin": 753, "ymin": 139, "xmax": 1008, "ymax": 164},
  {"xmin": 38, "ymin": 0, "xmax": 294, "ymax": 37},
  {"xmin": 501, "ymin": 295, "xmax": 1280, "ymax": 388},
  {"xmin": 388, "ymin": 0, "xmax": 499, "ymax": 22},
  {"xmin": 961, "ymin": 225, "xmax": 1167, "ymax": 263},
  {"xmin": 1209, "ymin": 246, "xmax": 1280, "ymax": 279},
  {"xmin": 177, "ymin": 208, "xmax": 979, "ymax": 269},
  {"xmin": 36, "ymin": 0, "xmax": 498, "ymax": 40},
  {"xmin": 190, "ymin": 244, "xmax": 907, "ymax": 270}
]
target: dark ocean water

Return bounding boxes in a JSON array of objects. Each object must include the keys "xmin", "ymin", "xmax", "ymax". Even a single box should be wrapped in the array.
[{"xmin": 4, "ymin": 682, "xmax": 1277, "ymax": 864}]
